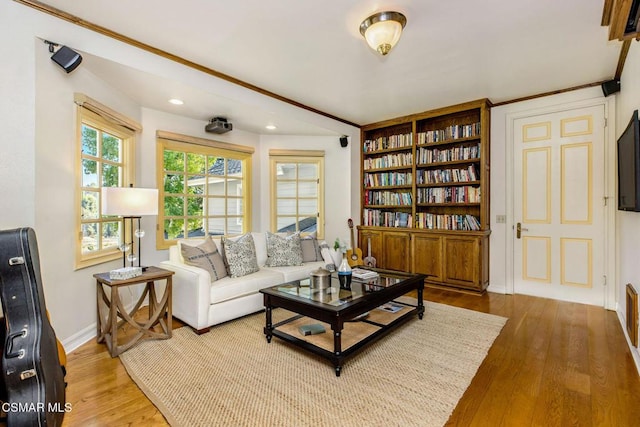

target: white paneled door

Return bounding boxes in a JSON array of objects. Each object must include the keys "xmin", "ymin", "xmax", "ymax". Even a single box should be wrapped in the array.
[{"xmin": 513, "ymin": 105, "xmax": 606, "ymax": 306}]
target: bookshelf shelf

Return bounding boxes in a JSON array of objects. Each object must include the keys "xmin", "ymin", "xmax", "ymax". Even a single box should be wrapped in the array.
[
  {"xmin": 363, "ymin": 145, "xmax": 414, "ymax": 154},
  {"xmin": 365, "ymin": 185, "xmax": 413, "ymax": 190},
  {"xmin": 417, "ymin": 181, "xmax": 481, "ymax": 188},
  {"xmin": 416, "ymin": 202, "xmax": 481, "ymax": 207},
  {"xmin": 416, "ymin": 137, "xmax": 481, "ymax": 146},
  {"xmin": 358, "ymin": 99, "xmax": 491, "ymax": 293},
  {"xmin": 416, "ymin": 159, "xmax": 480, "ymax": 168}
]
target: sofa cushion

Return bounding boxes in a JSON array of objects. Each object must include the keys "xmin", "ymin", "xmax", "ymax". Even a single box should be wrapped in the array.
[
  {"xmin": 250, "ymin": 232, "xmax": 268, "ymax": 266},
  {"xmin": 209, "ymin": 269, "xmax": 284, "ymax": 304},
  {"xmin": 318, "ymin": 240, "xmax": 337, "ymax": 268},
  {"xmin": 222, "ymin": 233, "xmax": 260, "ymax": 278},
  {"xmin": 179, "ymin": 236, "xmax": 227, "ymax": 281},
  {"xmin": 265, "ymin": 232, "xmax": 303, "ymax": 267},
  {"xmin": 300, "ymin": 233, "xmax": 322, "ymax": 262},
  {"xmin": 264, "ymin": 261, "xmax": 325, "ymax": 282}
]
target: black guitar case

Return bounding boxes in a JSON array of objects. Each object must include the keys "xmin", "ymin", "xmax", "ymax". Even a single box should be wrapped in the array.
[{"xmin": 0, "ymin": 228, "xmax": 66, "ymax": 426}]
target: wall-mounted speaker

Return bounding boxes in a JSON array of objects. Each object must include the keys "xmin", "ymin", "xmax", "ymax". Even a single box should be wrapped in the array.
[
  {"xmin": 51, "ymin": 46, "xmax": 83, "ymax": 73},
  {"xmin": 340, "ymin": 136, "xmax": 348, "ymax": 147},
  {"xmin": 601, "ymin": 79, "xmax": 620, "ymax": 97}
]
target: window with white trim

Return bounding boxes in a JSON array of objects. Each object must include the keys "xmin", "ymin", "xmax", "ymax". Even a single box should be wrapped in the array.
[{"xmin": 269, "ymin": 150, "xmax": 324, "ymax": 239}]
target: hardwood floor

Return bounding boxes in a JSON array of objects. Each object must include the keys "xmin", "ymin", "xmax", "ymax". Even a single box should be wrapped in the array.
[{"xmin": 61, "ymin": 290, "xmax": 640, "ymax": 426}]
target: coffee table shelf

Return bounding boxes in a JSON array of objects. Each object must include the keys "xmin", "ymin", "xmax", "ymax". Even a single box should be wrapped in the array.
[{"xmin": 260, "ymin": 268, "xmax": 425, "ymax": 376}]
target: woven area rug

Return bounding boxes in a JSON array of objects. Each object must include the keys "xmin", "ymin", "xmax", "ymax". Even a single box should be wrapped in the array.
[{"xmin": 120, "ymin": 300, "xmax": 507, "ymax": 427}]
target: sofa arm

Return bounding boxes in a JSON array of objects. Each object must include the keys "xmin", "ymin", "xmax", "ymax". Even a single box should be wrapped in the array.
[{"xmin": 159, "ymin": 260, "xmax": 211, "ymax": 331}]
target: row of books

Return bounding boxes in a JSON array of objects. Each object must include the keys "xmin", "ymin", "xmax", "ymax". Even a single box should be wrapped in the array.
[
  {"xmin": 416, "ymin": 165, "xmax": 478, "ymax": 184},
  {"xmin": 364, "ymin": 171, "xmax": 413, "ymax": 187},
  {"xmin": 417, "ymin": 122, "xmax": 481, "ymax": 144},
  {"xmin": 363, "ymin": 152, "xmax": 413, "ymax": 170},
  {"xmin": 415, "ymin": 213, "xmax": 481, "ymax": 231},
  {"xmin": 364, "ymin": 190, "xmax": 413, "ymax": 206},
  {"xmin": 362, "ymin": 209, "xmax": 413, "ymax": 227},
  {"xmin": 363, "ymin": 133, "xmax": 413, "ymax": 152},
  {"xmin": 416, "ymin": 144, "xmax": 480, "ymax": 164},
  {"xmin": 416, "ymin": 186, "xmax": 480, "ymax": 204}
]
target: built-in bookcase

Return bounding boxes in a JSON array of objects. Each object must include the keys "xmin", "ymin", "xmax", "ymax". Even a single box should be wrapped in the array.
[
  {"xmin": 359, "ymin": 99, "xmax": 491, "ymax": 293},
  {"xmin": 362, "ymin": 122, "xmax": 414, "ymax": 228},
  {"xmin": 414, "ymin": 107, "xmax": 486, "ymax": 232}
]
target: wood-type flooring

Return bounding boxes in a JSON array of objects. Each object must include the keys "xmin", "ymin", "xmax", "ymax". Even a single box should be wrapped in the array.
[{"xmin": 61, "ymin": 289, "xmax": 640, "ymax": 426}]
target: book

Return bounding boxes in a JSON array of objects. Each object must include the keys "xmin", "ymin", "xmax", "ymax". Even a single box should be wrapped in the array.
[
  {"xmin": 352, "ymin": 268, "xmax": 379, "ymax": 280},
  {"xmin": 298, "ymin": 323, "xmax": 326, "ymax": 336},
  {"xmin": 377, "ymin": 302, "xmax": 404, "ymax": 313}
]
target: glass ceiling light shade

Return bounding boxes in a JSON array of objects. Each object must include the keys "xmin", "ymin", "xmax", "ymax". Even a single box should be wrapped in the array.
[{"xmin": 359, "ymin": 11, "xmax": 407, "ymax": 56}]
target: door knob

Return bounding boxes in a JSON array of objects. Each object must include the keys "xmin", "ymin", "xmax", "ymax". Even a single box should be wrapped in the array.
[{"xmin": 516, "ymin": 222, "xmax": 529, "ymax": 239}]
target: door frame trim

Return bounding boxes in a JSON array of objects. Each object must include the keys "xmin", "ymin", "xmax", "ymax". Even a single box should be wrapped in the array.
[{"xmin": 505, "ymin": 95, "xmax": 617, "ymax": 310}]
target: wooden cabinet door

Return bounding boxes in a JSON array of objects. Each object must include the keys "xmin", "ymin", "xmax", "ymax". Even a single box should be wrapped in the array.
[
  {"xmin": 358, "ymin": 229, "xmax": 382, "ymax": 268},
  {"xmin": 382, "ymin": 231, "xmax": 410, "ymax": 271},
  {"xmin": 443, "ymin": 235, "xmax": 480, "ymax": 289},
  {"xmin": 412, "ymin": 234, "xmax": 443, "ymax": 282}
]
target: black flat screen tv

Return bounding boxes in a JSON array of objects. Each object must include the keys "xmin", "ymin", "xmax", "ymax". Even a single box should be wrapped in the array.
[{"xmin": 618, "ymin": 109, "xmax": 640, "ymax": 211}]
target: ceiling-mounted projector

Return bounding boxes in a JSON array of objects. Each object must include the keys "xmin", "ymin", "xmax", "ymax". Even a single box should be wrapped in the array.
[{"xmin": 205, "ymin": 117, "xmax": 233, "ymax": 134}]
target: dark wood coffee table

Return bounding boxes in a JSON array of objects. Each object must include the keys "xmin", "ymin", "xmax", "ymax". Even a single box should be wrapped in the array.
[{"xmin": 260, "ymin": 268, "xmax": 425, "ymax": 376}]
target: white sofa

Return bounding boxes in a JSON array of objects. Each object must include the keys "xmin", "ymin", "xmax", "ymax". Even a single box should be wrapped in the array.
[{"xmin": 159, "ymin": 232, "xmax": 325, "ymax": 333}]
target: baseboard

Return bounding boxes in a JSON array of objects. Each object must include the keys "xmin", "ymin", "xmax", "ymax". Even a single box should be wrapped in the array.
[
  {"xmin": 60, "ymin": 298, "xmax": 141, "ymax": 354},
  {"xmin": 486, "ymin": 283, "xmax": 507, "ymax": 294},
  {"xmin": 616, "ymin": 307, "xmax": 640, "ymax": 376},
  {"xmin": 62, "ymin": 323, "xmax": 96, "ymax": 353}
]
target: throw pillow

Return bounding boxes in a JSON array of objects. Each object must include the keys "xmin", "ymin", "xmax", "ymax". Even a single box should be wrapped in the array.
[
  {"xmin": 180, "ymin": 236, "xmax": 227, "ymax": 282},
  {"xmin": 300, "ymin": 234, "xmax": 322, "ymax": 262},
  {"xmin": 318, "ymin": 240, "xmax": 336, "ymax": 270},
  {"xmin": 222, "ymin": 233, "xmax": 260, "ymax": 278},
  {"xmin": 265, "ymin": 231, "xmax": 303, "ymax": 267}
]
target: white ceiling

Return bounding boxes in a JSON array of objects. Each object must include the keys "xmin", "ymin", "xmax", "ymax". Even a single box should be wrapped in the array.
[{"xmin": 40, "ymin": 0, "xmax": 620, "ymax": 134}]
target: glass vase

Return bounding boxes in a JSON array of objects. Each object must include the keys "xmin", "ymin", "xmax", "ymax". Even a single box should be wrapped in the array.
[{"xmin": 338, "ymin": 254, "xmax": 352, "ymax": 288}]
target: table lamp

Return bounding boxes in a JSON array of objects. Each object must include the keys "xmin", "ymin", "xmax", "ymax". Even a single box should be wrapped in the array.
[{"xmin": 102, "ymin": 186, "xmax": 158, "ymax": 269}]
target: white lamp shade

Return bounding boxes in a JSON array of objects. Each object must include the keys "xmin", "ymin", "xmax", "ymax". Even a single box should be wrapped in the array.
[
  {"xmin": 102, "ymin": 187, "xmax": 159, "ymax": 216},
  {"xmin": 364, "ymin": 20, "xmax": 403, "ymax": 55}
]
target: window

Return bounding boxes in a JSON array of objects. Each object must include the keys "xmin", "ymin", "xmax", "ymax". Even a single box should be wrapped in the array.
[
  {"xmin": 76, "ymin": 107, "xmax": 136, "ymax": 269},
  {"xmin": 270, "ymin": 150, "xmax": 324, "ymax": 239},
  {"xmin": 156, "ymin": 132, "xmax": 254, "ymax": 249}
]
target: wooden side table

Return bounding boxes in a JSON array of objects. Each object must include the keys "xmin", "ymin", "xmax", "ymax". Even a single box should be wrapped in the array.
[{"xmin": 94, "ymin": 266, "xmax": 175, "ymax": 357}]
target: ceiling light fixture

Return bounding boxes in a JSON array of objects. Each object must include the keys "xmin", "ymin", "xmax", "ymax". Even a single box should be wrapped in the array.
[
  {"xmin": 168, "ymin": 98, "xmax": 184, "ymax": 105},
  {"xmin": 359, "ymin": 11, "xmax": 407, "ymax": 56},
  {"xmin": 265, "ymin": 124, "xmax": 277, "ymax": 130}
]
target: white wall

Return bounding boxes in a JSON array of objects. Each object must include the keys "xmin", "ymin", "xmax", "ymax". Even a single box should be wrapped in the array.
[
  {"xmin": 0, "ymin": 2, "xmax": 359, "ymax": 352},
  {"xmin": 615, "ymin": 41, "xmax": 640, "ymax": 370},
  {"xmin": 0, "ymin": 2, "xmax": 37, "ymax": 228},
  {"xmin": 34, "ymin": 38, "xmax": 144, "ymax": 348}
]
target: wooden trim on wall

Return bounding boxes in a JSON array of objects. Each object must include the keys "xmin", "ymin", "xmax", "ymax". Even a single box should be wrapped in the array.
[
  {"xmin": 602, "ymin": 0, "xmax": 615, "ymax": 26},
  {"xmin": 627, "ymin": 283, "xmax": 639, "ymax": 347},
  {"xmin": 268, "ymin": 149, "xmax": 325, "ymax": 157},
  {"xmin": 491, "ymin": 81, "xmax": 609, "ymax": 108},
  {"xmin": 74, "ymin": 93, "xmax": 142, "ymax": 131},
  {"xmin": 156, "ymin": 130, "xmax": 255, "ymax": 154},
  {"xmin": 14, "ymin": 0, "xmax": 361, "ymax": 129},
  {"xmin": 615, "ymin": 39, "xmax": 632, "ymax": 79}
]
